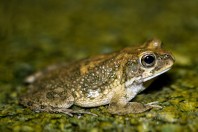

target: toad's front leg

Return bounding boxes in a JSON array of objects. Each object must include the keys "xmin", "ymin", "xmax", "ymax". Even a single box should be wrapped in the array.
[{"xmin": 108, "ymin": 94, "xmax": 162, "ymax": 115}]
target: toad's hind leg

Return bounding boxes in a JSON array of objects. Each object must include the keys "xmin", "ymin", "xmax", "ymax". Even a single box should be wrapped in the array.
[
  {"xmin": 43, "ymin": 90, "xmax": 97, "ymax": 116},
  {"xmin": 21, "ymin": 89, "xmax": 96, "ymax": 116},
  {"xmin": 39, "ymin": 90, "xmax": 75, "ymax": 116}
]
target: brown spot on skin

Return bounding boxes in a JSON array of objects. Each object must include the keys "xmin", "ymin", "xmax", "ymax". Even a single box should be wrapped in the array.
[
  {"xmin": 27, "ymin": 101, "xmax": 33, "ymax": 106},
  {"xmin": 80, "ymin": 65, "xmax": 89, "ymax": 75},
  {"xmin": 46, "ymin": 92, "xmax": 54, "ymax": 100},
  {"xmin": 40, "ymin": 105, "xmax": 46, "ymax": 109}
]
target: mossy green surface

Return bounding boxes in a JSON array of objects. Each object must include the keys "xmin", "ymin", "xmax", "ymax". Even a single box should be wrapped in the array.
[{"xmin": 0, "ymin": 0, "xmax": 197, "ymax": 131}]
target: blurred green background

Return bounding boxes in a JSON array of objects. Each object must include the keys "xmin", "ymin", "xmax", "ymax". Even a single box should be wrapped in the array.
[{"xmin": 0, "ymin": 0, "xmax": 197, "ymax": 131}]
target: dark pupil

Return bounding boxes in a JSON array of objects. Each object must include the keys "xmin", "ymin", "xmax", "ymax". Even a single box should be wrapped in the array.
[{"xmin": 144, "ymin": 55, "xmax": 155, "ymax": 64}]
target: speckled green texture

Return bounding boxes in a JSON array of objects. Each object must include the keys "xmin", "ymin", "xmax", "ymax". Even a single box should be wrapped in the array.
[{"xmin": 0, "ymin": 0, "xmax": 197, "ymax": 131}]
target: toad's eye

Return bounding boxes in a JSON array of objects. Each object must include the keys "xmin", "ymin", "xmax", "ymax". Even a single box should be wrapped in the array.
[{"xmin": 141, "ymin": 53, "xmax": 156, "ymax": 68}]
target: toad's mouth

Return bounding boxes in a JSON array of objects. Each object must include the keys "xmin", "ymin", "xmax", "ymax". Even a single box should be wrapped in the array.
[{"xmin": 143, "ymin": 68, "xmax": 171, "ymax": 82}]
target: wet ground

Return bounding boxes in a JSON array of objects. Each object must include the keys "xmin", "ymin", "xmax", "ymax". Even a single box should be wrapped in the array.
[{"xmin": 0, "ymin": 0, "xmax": 198, "ymax": 131}]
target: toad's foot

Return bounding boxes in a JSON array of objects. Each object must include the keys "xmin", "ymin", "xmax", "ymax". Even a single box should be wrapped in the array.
[
  {"xmin": 146, "ymin": 101, "xmax": 162, "ymax": 109},
  {"xmin": 108, "ymin": 101, "xmax": 162, "ymax": 115},
  {"xmin": 35, "ymin": 108, "xmax": 97, "ymax": 117}
]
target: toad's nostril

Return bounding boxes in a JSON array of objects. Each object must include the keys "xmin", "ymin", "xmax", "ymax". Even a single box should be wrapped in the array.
[
  {"xmin": 164, "ymin": 54, "xmax": 170, "ymax": 59},
  {"xmin": 164, "ymin": 54, "xmax": 175, "ymax": 62}
]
